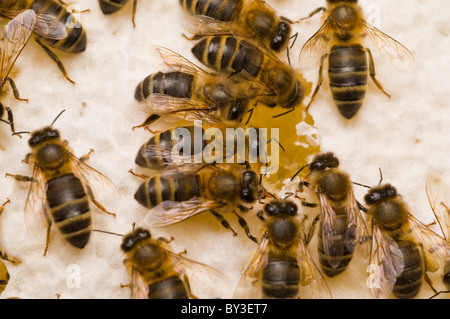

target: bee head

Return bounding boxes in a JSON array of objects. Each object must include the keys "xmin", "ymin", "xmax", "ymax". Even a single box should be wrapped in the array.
[
  {"xmin": 264, "ymin": 199, "xmax": 298, "ymax": 217},
  {"xmin": 364, "ymin": 184, "xmax": 398, "ymax": 205},
  {"xmin": 310, "ymin": 152, "xmax": 340, "ymax": 172},
  {"xmin": 28, "ymin": 127, "xmax": 60, "ymax": 148},
  {"xmin": 121, "ymin": 228, "xmax": 151, "ymax": 252},
  {"xmin": 270, "ymin": 20, "xmax": 291, "ymax": 52}
]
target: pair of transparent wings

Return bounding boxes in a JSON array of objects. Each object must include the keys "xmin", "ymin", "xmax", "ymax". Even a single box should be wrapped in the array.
[
  {"xmin": 138, "ymin": 45, "xmax": 273, "ymax": 125},
  {"xmin": 24, "ymin": 147, "xmax": 118, "ymax": 233},
  {"xmin": 233, "ymin": 231, "xmax": 332, "ymax": 299},
  {"xmin": 0, "ymin": 9, "xmax": 67, "ymax": 84},
  {"xmin": 368, "ymin": 188, "xmax": 450, "ymax": 299},
  {"xmin": 127, "ymin": 246, "xmax": 230, "ymax": 299},
  {"xmin": 299, "ymin": 17, "xmax": 415, "ymax": 71}
]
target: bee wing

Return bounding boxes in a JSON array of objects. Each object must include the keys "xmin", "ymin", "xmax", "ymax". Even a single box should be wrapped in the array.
[
  {"xmin": 67, "ymin": 151, "xmax": 119, "ymax": 205},
  {"xmin": 128, "ymin": 267, "xmax": 150, "ymax": 299},
  {"xmin": 184, "ymin": 15, "xmax": 236, "ymax": 37},
  {"xmin": 233, "ymin": 233, "xmax": 269, "ymax": 299},
  {"xmin": 318, "ymin": 192, "xmax": 345, "ymax": 268},
  {"xmin": 167, "ymin": 250, "xmax": 231, "ymax": 298},
  {"xmin": 345, "ymin": 190, "xmax": 370, "ymax": 257},
  {"xmin": 363, "ymin": 20, "xmax": 415, "ymax": 71},
  {"xmin": 426, "ymin": 174, "xmax": 449, "ymax": 241},
  {"xmin": 143, "ymin": 199, "xmax": 222, "ymax": 227},
  {"xmin": 0, "ymin": 9, "xmax": 36, "ymax": 82},
  {"xmin": 408, "ymin": 213, "xmax": 450, "ymax": 264},
  {"xmin": 226, "ymin": 71, "xmax": 274, "ymax": 99},
  {"xmin": 368, "ymin": 221, "xmax": 404, "ymax": 299},
  {"xmin": 297, "ymin": 237, "xmax": 332, "ymax": 299},
  {"xmin": 23, "ymin": 165, "xmax": 51, "ymax": 234},
  {"xmin": 153, "ymin": 45, "xmax": 212, "ymax": 77},
  {"xmin": 140, "ymin": 94, "xmax": 212, "ymax": 115},
  {"xmin": 298, "ymin": 18, "xmax": 333, "ymax": 70},
  {"xmin": 33, "ymin": 14, "xmax": 67, "ymax": 40}
]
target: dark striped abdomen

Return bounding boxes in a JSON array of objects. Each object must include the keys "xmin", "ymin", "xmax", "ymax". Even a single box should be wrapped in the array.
[
  {"xmin": 179, "ymin": 0, "xmax": 243, "ymax": 21},
  {"xmin": 191, "ymin": 35, "xmax": 263, "ymax": 78},
  {"xmin": 392, "ymin": 240, "xmax": 424, "ymax": 299},
  {"xmin": 147, "ymin": 275, "xmax": 190, "ymax": 299},
  {"xmin": 134, "ymin": 71, "xmax": 194, "ymax": 102},
  {"xmin": 99, "ymin": 0, "xmax": 129, "ymax": 14},
  {"xmin": 32, "ymin": 0, "xmax": 87, "ymax": 52},
  {"xmin": 318, "ymin": 213, "xmax": 354, "ymax": 277},
  {"xmin": 262, "ymin": 258, "xmax": 300, "ymax": 298},
  {"xmin": 135, "ymin": 126, "xmax": 205, "ymax": 169},
  {"xmin": 328, "ymin": 44, "xmax": 368, "ymax": 119},
  {"xmin": 46, "ymin": 173, "xmax": 91, "ymax": 249},
  {"xmin": 134, "ymin": 174, "xmax": 201, "ymax": 209}
]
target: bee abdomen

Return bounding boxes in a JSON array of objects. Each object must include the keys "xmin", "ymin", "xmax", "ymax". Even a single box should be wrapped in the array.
[
  {"xmin": 134, "ymin": 174, "xmax": 201, "ymax": 209},
  {"xmin": 328, "ymin": 44, "xmax": 368, "ymax": 119},
  {"xmin": 191, "ymin": 36, "xmax": 262, "ymax": 77},
  {"xmin": 33, "ymin": 0, "xmax": 87, "ymax": 53},
  {"xmin": 262, "ymin": 258, "xmax": 300, "ymax": 298},
  {"xmin": 179, "ymin": 0, "xmax": 242, "ymax": 21},
  {"xmin": 46, "ymin": 173, "xmax": 91, "ymax": 249},
  {"xmin": 392, "ymin": 240, "xmax": 424, "ymax": 299},
  {"xmin": 99, "ymin": 0, "xmax": 128, "ymax": 14},
  {"xmin": 147, "ymin": 275, "xmax": 190, "ymax": 299},
  {"xmin": 134, "ymin": 72, "xmax": 194, "ymax": 102},
  {"xmin": 317, "ymin": 216, "xmax": 354, "ymax": 277}
]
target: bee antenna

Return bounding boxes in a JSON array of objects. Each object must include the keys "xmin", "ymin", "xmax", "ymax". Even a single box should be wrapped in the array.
[
  {"xmin": 377, "ymin": 167, "xmax": 383, "ymax": 185},
  {"xmin": 50, "ymin": 109, "xmax": 66, "ymax": 127},
  {"xmin": 352, "ymin": 181, "xmax": 371, "ymax": 189},
  {"xmin": 291, "ymin": 163, "xmax": 309, "ymax": 181},
  {"xmin": 92, "ymin": 229, "xmax": 124, "ymax": 237}
]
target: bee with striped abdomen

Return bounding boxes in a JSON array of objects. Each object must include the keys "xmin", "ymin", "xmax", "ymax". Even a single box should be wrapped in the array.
[
  {"xmin": 6, "ymin": 111, "xmax": 117, "ymax": 255},
  {"xmin": 179, "ymin": 0, "xmax": 294, "ymax": 54},
  {"xmin": 133, "ymin": 163, "xmax": 264, "ymax": 243},
  {"xmin": 189, "ymin": 26, "xmax": 307, "ymax": 112},
  {"xmin": 425, "ymin": 175, "xmax": 450, "ymax": 298},
  {"xmin": 364, "ymin": 183, "xmax": 450, "ymax": 299},
  {"xmin": 0, "ymin": 0, "xmax": 88, "ymax": 84},
  {"xmin": 299, "ymin": 0, "xmax": 414, "ymax": 119},
  {"xmin": 134, "ymin": 46, "xmax": 272, "ymax": 128},
  {"xmin": 234, "ymin": 198, "xmax": 331, "ymax": 299},
  {"xmin": 0, "ymin": 199, "xmax": 21, "ymax": 296},
  {"xmin": 98, "ymin": 0, "xmax": 138, "ymax": 27},
  {"xmin": 121, "ymin": 226, "xmax": 229, "ymax": 299},
  {"xmin": 296, "ymin": 152, "xmax": 369, "ymax": 277}
]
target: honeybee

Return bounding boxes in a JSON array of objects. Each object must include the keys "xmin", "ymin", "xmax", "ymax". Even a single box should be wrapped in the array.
[
  {"xmin": 179, "ymin": 0, "xmax": 295, "ymax": 54},
  {"xmin": 299, "ymin": 0, "xmax": 415, "ymax": 119},
  {"xmin": 189, "ymin": 26, "xmax": 307, "ymax": 111},
  {"xmin": 0, "ymin": 9, "xmax": 67, "ymax": 135},
  {"xmin": 296, "ymin": 152, "xmax": 369, "ymax": 277},
  {"xmin": 134, "ymin": 46, "xmax": 272, "ymax": 128},
  {"xmin": 6, "ymin": 111, "xmax": 117, "ymax": 255},
  {"xmin": 121, "ymin": 226, "xmax": 229, "ymax": 299},
  {"xmin": 133, "ymin": 163, "xmax": 264, "ymax": 243},
  {"xmin": 364, "ymin": 183, "xmax": 450, "ymax": 299},
  {"xmin": 0, "ymin": 199, "xmax": 21, "ymax": 296},
  {"xmin": 0, "ymin": 0, "xmax": 88, "ymax": 84},
  {"xmin": 426, "ymin": 175, "xmax": 450, "ymax": 298},
  {"xmin": 234, "ymin": 198, "xmax": 331, "ymax": 299},
  {"xmin": 98, "ymin": 0, "xmax": 138, "ymax": 27}
]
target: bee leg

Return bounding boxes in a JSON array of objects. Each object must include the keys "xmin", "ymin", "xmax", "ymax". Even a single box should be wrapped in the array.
[
  {"xmin": 6, "ymin": 77, "xmax": 28, "ymax": 102},
  {"xmin": 0, "ymin": 198, "xmax": 10, "ymax": 215},
  {"xmin": 306, "ymin": 53, "xmax": 328, "ymax": 113},
  {"xmin": 157, "ymin": 236, "xmax": 175, "ymax": 244},
  {"xmin": 267, "ymin": 137, "xmax": 285, "ymax": 152},
  {"xmin": 366, "ymin": 48, "xmax": 391, "ymax": 98},
  {"xmin": 357, "ymin": 201, "xmax": 368, "ymax": 213},
  {"xmin": 244, "ymin": 108, "xmax": 254, "ymax": 125},
  {"xmin": 209, "ymin": 209, "xmax": 237, "ymax": 237},
  {"xmin": 132, "ymin": 0, "xmax": 138, "ymax": 28},
  {"xmin": 286, "ymin": 32, "xmax": 298, "ymax": 66},
  {"xmin": 232, "ymin": 211, "xmax": 258, "ymax": 244},
  {"xmin": 297, "ymin": 7, "xmax": 327, "ymax": 23},
  {"xmin": 4, "ymin": 173, "xmax": 34, "ymax": 182},
  {"xmin": 0, "ymin": 250, "xmax": 21, "ymax": 264},
  {"xmin": 79, "ymin": 148, "xmax": 94, "ymax": 163},
  {"xmin": 429, "ymin": 290, "xmax": 450, "ymax": 299},
  {"xmin": 272, "ymin": 107, "xmax": 294, "ymax": 118},
  {"xmin": 34, "ymin": 37, "xmax": 76, "ymax": 86},
  {"xmin": 21, "ymin": 153, "xmax": 32, "ymax": 164},
  {"xmin": 43, "ymin": 217, "xmax": 52, "ymax": 257},
  {"xmin": 256, "ymin": 210, "xmax": 265, "ymax": 222},
  {"xmin": 424, "ymin": 271, "xmax": 439, "ymax": 295},
  {"xmin": 128, "ymin": 169, "xmax": 149, "ymax": 180},
  {"xmin": 184, "ymin": 276, "xmax": 199, "ymax": 299},
  {"xmin": 132, "ymin": 114, "xmax": 161, "ymax": 130},
  {"xmin": 86, "ymin": 185, "xmax": 116, "ymax": 218},
  {"xmin": 304, "ymin": 214, "xmax": 320, "ymax": 245}
]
